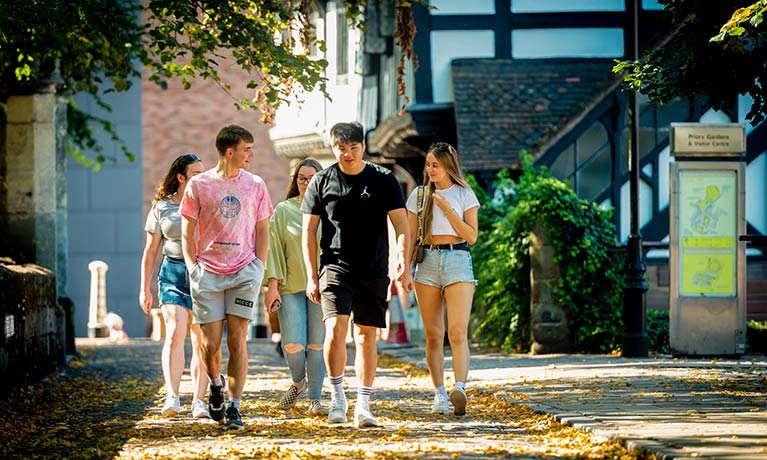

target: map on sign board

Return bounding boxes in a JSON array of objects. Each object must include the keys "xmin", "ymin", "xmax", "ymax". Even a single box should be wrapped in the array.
[{"xmin": 678, "ymin": 169, "xmax": 737, "ymax": 296}]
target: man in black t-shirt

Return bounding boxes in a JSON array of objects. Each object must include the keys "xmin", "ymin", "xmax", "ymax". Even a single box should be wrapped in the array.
[{"xmin": 302, "ymin": 121, "xmax": 412, "ymax": 428}]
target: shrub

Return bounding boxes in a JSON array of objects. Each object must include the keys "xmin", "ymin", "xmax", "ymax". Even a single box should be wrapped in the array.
[
  {"xmin": 470, "ymin": 153, "xmax": 623, "ymax": 353},
  {"xmin": 646, "ymin": 309, "xmax": 670, "ymax": 354}
]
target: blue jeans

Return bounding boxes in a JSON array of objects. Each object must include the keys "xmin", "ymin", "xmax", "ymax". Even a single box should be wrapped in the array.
[{"xmin": 278, "ymin": 291, "xmax": 326, "ymax": 401}]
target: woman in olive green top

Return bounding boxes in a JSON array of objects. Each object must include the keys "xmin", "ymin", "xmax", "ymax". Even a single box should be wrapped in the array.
[{"xmin": 264, "ymin": 158, "xmax": 326, "ymax": 414}]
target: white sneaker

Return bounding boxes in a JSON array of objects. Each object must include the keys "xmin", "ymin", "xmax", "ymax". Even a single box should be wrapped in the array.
[
  {"xmin": 450, "ymin": 387, "xmax": 467, "ymax": 416},
  {"xmin": 162, "ymin": 394, "xmax": 180, "ymax": 417},
  {"xmin": 431, "ymin": 392, "xmax": 450, "ymax": 414},
  {"xmin": 308, "ymin": 400, "xmax": 328, "ymax": 416},
  {"xmin": 353, "ymin": 407, "xmax": 380, "ymax": 428},
  {"xmin": 327, "ymin": 397, "xmax": 348, "ymax": 423},
  {"xmin": 192, "ymin": 398, "xmax": 211, "ymax": 419}
]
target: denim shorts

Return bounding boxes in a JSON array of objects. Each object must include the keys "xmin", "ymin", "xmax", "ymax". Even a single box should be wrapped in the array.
[
  {"xmin": 158, "ymin": 256, "xmax": 192, "ymax": 310},
  {"xmin": 413, "ymin": 248, "xmax": 476, "ymax": 289}
]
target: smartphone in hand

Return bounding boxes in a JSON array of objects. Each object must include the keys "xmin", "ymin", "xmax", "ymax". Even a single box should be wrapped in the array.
[{"xmin": 269, "ymin": 299, "xmax": 282, "ymax": 312}]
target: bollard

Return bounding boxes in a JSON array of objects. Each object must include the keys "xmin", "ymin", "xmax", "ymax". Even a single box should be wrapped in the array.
[
  {"xmin": 385, "ymin": 284, "xmax": 411, "ymax": 347},
  {"xmin": 87, "ymin": 260, "xmax": 109, "ymax": 338}
]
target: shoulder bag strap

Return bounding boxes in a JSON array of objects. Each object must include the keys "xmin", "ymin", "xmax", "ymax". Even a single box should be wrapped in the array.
[{"xmin": 416, "ymin": 186, "xmax": 424, "ymax": 245}]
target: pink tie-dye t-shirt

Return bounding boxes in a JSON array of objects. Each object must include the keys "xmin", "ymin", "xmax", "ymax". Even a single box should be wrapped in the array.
[{"xmin": 180, "ymin": 168, "xmax": 273, "ymax": 275}]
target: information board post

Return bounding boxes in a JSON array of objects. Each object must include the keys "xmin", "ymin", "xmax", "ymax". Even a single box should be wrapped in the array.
[{"xmin": 669, "ymin": 123, "xmax": 746, "ymax": 357}]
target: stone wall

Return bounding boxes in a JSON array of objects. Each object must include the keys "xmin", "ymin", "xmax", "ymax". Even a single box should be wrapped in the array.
[{"xmin": 0, "ymin": 262, "xmax": 63, "ymax": 394}]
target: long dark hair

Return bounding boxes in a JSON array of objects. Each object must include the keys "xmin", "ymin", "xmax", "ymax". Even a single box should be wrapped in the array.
[
  {"xmin": 153, "ymin": 153, "xmax": 202, "ymax": 203},
  {"xmin": 286, "ymin": 158, "xmax": 323, "ymax": 200},
  {"xmin": 421, "ymin": 142, "xmax": 468, "ymax": 241}
]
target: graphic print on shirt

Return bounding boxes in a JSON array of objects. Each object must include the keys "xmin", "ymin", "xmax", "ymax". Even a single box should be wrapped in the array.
[
  {"xmin": 360, "ymin": 186, "xmax": 371, "ymax": 199},
  {"xmin": 219, "ymin": 195, "xmax": 241, "ymax": 219},
  {"xmin": 208, "ymin": 188, "xmax": 243, "ymax": 256}
]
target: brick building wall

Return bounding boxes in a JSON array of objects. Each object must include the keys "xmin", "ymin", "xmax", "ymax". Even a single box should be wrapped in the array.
[
  {"xmin": 142, "ymin": 64, "xmax": 291, "ymax": 220},
  {"xmin": 141, "ymin": 63, "xmax": 294, "ymax": 335}
]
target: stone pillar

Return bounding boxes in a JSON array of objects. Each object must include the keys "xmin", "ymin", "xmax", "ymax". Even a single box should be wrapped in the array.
[
  {"xmin": 3, "ymin": 84, "xmax": 63, "ymax": 288},
  {"xmin": 530, "ymin": 222, "xmax": 572, "ymax": 354}
]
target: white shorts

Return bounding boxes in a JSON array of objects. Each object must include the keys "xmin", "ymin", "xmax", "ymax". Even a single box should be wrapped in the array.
[{"xmin": 189, "ymin": 258, "xmax": 264, "ymax": 324}]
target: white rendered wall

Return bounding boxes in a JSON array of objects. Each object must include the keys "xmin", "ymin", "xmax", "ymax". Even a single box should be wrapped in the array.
[
  {"xmin": 512, "ymin": 28, "xmax": 624, "ymax": 58},
  {"xmin": 620, "ymin": 178, "xmax": 653, "ymax": 242},
  {"xmin": 430, "ymin": 30, "xmax": 495, "ymax": 103},
  {"xmin": 747, "ymin": 152, "xmax": 767, "ymax": 234}
]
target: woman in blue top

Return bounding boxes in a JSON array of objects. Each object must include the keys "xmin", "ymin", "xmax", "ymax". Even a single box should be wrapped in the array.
[
  {"xmin": 140, "ymin": 153, "xmax": 209, "ymax": 418},
  {"xmin": 406, "ymin": 142, "xmax": 480, "ymax": 417}
]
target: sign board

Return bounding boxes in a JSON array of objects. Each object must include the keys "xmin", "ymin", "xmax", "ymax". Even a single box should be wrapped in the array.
[
  {"xmin": 678, "ymin": 169, "xmax": 737, "ymax": 296},
  {"xmin": 671, "ymin": 123, "xmax": 746, "ymax": 155}
]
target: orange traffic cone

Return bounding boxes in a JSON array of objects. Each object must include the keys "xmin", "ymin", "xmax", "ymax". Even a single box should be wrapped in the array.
[{"xmin": 385, "ymin": 284, "xmax": 411, "ymax": 347}]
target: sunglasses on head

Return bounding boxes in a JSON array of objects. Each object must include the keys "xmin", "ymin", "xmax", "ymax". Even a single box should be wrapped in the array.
[{"xmin": 182, "ymin": 153, "xmax": 201, "ymax": 162}]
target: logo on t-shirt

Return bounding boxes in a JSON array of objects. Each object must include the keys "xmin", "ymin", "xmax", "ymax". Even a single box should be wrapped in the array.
[
  {"xmin": 360, "ymin": 186, "xmax": 371, "ymax": 199},
  {"xmin": 219, "ymin": 196, "xmax": 241, "ymax": 219}
]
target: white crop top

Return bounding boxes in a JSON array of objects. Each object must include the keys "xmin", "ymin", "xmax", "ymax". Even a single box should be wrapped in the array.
[{"xmin": 406, "ymin": 184, "xmax": 480, "ymax": 237}]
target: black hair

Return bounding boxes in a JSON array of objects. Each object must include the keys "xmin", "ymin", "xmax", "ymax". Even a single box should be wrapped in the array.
[{"xmin": 329, "ymin": 121, "xmax": 364, "ymax": 145}]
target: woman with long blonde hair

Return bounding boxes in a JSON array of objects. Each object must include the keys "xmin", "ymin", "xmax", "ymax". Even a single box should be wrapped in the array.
[{"xmin": 406, "ymin": 142, "xmax": 479, "ymax": 416}]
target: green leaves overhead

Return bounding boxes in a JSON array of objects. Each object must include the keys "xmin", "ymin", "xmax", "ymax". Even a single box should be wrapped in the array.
[
  {"xmin": 614, "ymin": 1, "xmax": 767, "ymax": 124},
  {"xmin": 1, "ymin": 0, "xmax": 427, "ymax": 167}
]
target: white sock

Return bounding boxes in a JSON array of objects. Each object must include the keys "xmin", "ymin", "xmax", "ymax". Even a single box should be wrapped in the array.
[
  {"xmin": 210, "ymin": 375, "xmax": 223, "ymax": 386},
  {"xmin": 356, "ymin": 386, "xmax": 372, "ymax": 411},
  {"xmin": 228, "ymin": 398, "xmax": 241, "ymax": 410},
  {"xmin": 329, "ymin": 375, "xmax": 345, "ymax": 399},
  {"xmin": 455, "ymin": 381, "xmax": 466, "ymax": 392}
]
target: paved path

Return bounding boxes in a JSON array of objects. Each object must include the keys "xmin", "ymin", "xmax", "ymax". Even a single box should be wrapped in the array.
[
  {"xmin": 70, "ymin": 338, "xmax": 631, "ymax": 459},
  {"xmin": 384, "ymin": 345, "xmax": 767, "ymax": 459}
]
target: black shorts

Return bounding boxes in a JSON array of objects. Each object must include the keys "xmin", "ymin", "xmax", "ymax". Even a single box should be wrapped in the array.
[{"xmin": 319, "ymin": 266, "xmax": 389, "ymax": 328}]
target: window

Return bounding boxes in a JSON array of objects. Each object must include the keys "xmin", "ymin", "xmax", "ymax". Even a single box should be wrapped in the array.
[
  {"xmin": 336, "ymin": 7, "xmax": 349, "ymax": 81},
  {"xmin": 550, "ymin": 120, "xmax": 612, "ymax": 201}
]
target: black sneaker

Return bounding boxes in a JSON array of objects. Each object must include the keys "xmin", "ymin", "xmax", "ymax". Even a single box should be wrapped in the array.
[
  {"xmin": 225, "ymin": 405, "xmax": 244, "ymax": 430},
  {"xmin": 208, "ymin": 375, "xmax": 226, "ymax": 424}
]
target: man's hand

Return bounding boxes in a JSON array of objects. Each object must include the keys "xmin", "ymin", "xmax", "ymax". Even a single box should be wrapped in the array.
[
  {"xmin": 306, "ymin": 275, "xmax": 321, "ymax": 304},
  {"xmin": 399, "ymin": 269, "xmax": 414, "ymax": 292}
]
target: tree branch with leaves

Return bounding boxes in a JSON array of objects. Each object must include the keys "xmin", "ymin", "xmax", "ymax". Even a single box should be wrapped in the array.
[
  {"xmin": 1, "ymin": 0, "xmax": 428, "ymax": 168},
  {"xmin": 613, "ymin": 0, "xmax": 767, "ymax": 124}
]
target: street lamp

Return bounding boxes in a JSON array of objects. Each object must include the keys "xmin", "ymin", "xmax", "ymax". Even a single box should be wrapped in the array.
[{"xmin": 623, "ymin": 0, "xmax": 649, "ymax": 357}]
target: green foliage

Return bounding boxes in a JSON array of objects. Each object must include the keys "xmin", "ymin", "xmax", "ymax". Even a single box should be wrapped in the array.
[
  {"xmin": 470, "ymin": 153, "xmax": 623, "ymax": 353},
  {"xmin": 646, "ymin": 309, "xmax": 670, "ymax": 354},
  {"xmin": 613, "ymin": 1, "xmax": 767, "ymax": 124},
  {"xmin": 747, "ymin": 320, "xmax": 767, "ymax": 354},
  {"xmin": 0, "ymin": 0, "xmax": 144, "ymax": 169},
  {"xmin": 1, "ymin": 0, "xmax": 428, "ymax": 168}
]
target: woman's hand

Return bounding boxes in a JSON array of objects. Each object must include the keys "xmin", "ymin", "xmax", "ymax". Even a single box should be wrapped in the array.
[
  {"xmin": 264, "ymin": 287, "xmax": 282, "ymax": 314},
  {"xmin": 433, "ymin": 191, "xmax": 453, "ymax": 214},
  {"xmin": 139, "ymin": 289, "xmax": 153, "ymax": 313}
]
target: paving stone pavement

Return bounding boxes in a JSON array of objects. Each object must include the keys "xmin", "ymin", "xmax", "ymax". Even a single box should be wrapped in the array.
[
  {"xmin": 383, "ymin": 345, "xmax": 767, "ymax": 460},
  {"xmin": 73, "ymin": 338, "xmax": 598, "ymax": 459},
  {"xmin": 69, "ymin": 338, "xmax": 767, "ymax": 459}
]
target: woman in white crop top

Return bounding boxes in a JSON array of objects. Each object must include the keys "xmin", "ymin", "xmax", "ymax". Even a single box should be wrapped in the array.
[{"xmin": 406, "ymin": 142, "xmax": 479, "ymax": 416}]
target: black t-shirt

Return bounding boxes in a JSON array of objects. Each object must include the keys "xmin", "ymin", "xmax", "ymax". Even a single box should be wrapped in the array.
[{"xmin": 301, "ymin": 162, "xmax": 405, "ymax": 278}]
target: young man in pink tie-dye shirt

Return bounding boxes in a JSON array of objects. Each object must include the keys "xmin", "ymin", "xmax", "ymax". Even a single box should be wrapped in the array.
[{"xmin": 180, "ymin": 125, "xmax": 273, "ymax": 430}]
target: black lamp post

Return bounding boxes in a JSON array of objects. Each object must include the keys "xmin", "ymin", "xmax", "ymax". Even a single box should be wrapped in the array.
[{"xmin": 623, "ymin": 0, "xmax": 649, "ymax": 357}]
